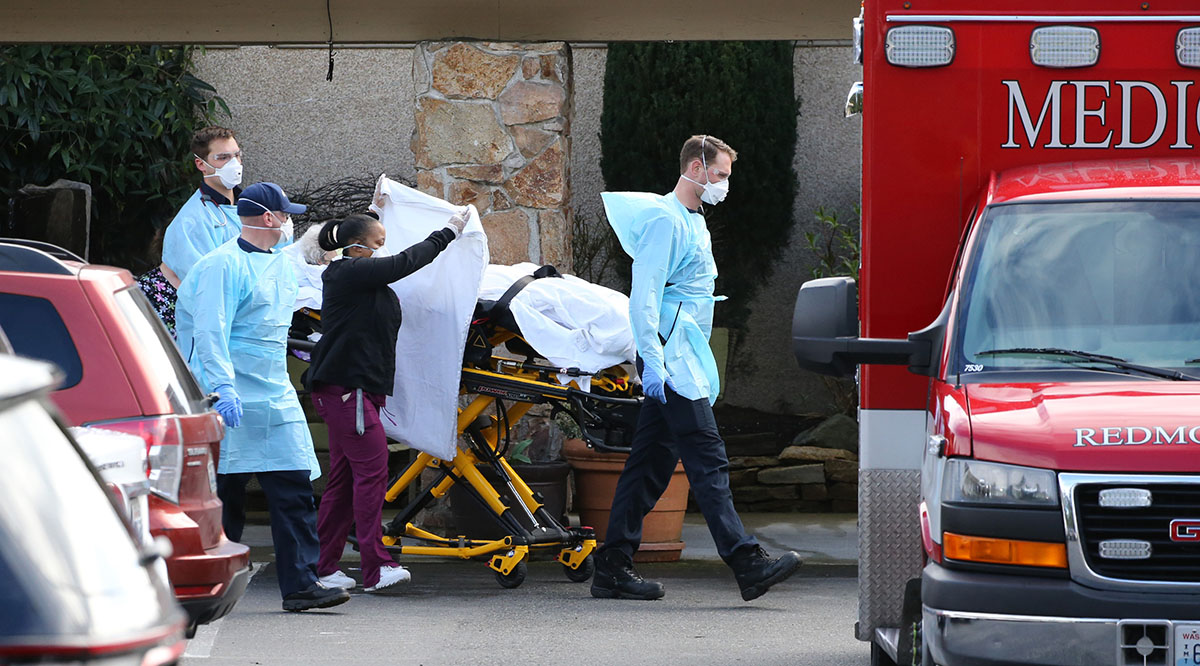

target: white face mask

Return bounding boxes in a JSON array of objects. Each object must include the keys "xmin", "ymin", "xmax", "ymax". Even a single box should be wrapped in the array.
[
  {"xmin": 681, "ymin": 138, "xmax": 730, "ymax": 205},
  {"xmin": 698, "ymin": 177, "xmax": 729, "ymax": 205},
  {"xmin": 240, "ymin": 199, "xmax": 290, "ymax": 240},
  {"xmin": 196, "ymin": 154, "xmax": 243, "ymax": 190},
  {"xmin": 345, "ymin": 243, "xmax": 389, "ymax": 257}
]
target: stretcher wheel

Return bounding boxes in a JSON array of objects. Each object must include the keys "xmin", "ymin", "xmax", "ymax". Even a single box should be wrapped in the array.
[
  {"xmin": 495, "ymin": 561, "xmax": 527, "ymax": 589},
  {"xmin": 562, "ymin": 554, "xmax": 594, "ymax": 583}
]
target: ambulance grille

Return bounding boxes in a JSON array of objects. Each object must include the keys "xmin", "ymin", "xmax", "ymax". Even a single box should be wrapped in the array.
[{"xmin": 1076, "ymin": 484, "xmax": 1200, "ymax": 582}]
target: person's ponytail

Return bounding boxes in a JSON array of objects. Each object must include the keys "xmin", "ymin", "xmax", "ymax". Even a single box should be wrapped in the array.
[{"xmin": 317, "ymin": 219, "xmax": 342, "ymax": 252}]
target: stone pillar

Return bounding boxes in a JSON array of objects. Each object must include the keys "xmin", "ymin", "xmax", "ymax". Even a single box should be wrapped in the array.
[{"xmin": 412, "ymin": 41, "xmax": 571, "ymax": 272}]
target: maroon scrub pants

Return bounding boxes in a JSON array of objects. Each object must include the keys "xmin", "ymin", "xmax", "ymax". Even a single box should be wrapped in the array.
[{"xmin": 313, "ymin": 382, "xmax": 397, "ymax": 588}]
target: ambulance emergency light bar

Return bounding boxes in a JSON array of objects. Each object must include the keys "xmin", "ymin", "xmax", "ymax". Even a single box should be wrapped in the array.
[
  {"xmin": 885, "ymin": 25, "xmax": 954, "ymax": 67},
  {"xmin": 885, "ymin": 20, "xmax": 1200, "ymax": 69},
  {"xmin": 1179, "ymin": 28, "xmax": 1200, "ymax": 68},
  {"xmin": 1030, "ymin": 25, "xmax": 1099, "ymax": 67}
]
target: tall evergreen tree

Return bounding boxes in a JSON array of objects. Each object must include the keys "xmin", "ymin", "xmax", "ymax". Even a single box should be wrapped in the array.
[{"xmin": 601, "ymin": 41, "xmax": 798, "ymax": 331}]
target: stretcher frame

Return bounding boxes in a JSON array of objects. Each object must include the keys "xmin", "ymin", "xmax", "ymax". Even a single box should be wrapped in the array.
[
  {"xmin": 377, "ymin": 326, "xmax": 640, "ymax": 588},
  {"xmin": 290, "ymin": 294, "xmax": 640, "ymax": 589}
]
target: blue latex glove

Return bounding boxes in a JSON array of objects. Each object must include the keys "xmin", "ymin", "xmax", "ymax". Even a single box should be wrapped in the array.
[
  {"xmin": 640, "ymin": 365, "xmax": 676, "ymax": 404},
  {"xmin": 213, "ymin": 384, "xmax": 243, "ymax": 428}
]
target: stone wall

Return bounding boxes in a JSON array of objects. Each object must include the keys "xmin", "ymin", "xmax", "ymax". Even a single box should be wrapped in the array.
[
  {"xmin": 411, "ymin": 41, "xmax": 572, "ymax": 270},
  {"xmin": 724, "ymin": 414, "xmax": 859, "ymax": 513}
]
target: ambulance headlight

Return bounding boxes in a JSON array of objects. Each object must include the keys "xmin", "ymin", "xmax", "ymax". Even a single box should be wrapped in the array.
[
  {"xmin": 943, "ymin": 459, "xmax": 1059, "ymax": 506},
  {"xmin": 1178, "ymin": 28, "xmax": 1200, "ymax": 68},
  {"xmin": 885, "ymin": 26, "xmax": 955, "ymax": 68},
  {"xmin": 1030, "ymin": 26, "xmax": 1100, "ymax": 68}
]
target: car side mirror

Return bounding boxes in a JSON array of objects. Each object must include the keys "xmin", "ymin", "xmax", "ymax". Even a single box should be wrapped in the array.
[{"xmin": 791, "ymin": 277, "xmax": 937, "ymax": 377}]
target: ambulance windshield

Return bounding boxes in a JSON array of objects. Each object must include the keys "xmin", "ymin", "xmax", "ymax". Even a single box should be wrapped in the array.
[{"xmin": 956, "ymin": 200, "xmax": 1200, "ymax": 377}]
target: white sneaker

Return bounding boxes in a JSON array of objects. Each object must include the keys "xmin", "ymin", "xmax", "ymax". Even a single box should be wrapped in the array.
[
  {"xmin": 364, "ymin": 565, "xmax": 411, "ymax": 592},
  {"xmin": 318, "ymin": 570, "xmax": 357, "ymax": 590}
]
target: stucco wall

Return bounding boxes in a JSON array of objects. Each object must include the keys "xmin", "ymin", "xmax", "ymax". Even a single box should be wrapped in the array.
[
  {"xmin": 193, "ymin": 46, "xmax": 417, "ymax": 192},
  {"xmin": 568, "ymin": 46, "xmax": 608, "ymax": 231},
  {"xmin": 192, "ymin": 43, "xmax": 861, "ymax": 417}
]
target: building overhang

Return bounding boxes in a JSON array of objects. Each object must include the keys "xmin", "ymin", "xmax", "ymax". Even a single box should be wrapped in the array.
[{"xmin": 1, "ymin": 0, "xmax": 859, "ymax": 44}]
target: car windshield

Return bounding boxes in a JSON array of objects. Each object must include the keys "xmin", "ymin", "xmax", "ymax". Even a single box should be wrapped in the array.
[
  {"xmin": 112, "ymin": 286, "xmax": 205, "ymax": 414},
  {"xmin": 954, "ymin": 200, "xmax": 1200, "ymax": 376},
  {"xmin": 0, "ymin": 399, "xmax": 164, "ymax": 638}
]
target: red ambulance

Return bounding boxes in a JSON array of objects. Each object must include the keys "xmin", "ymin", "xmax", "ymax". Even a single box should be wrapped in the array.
[{"xmin": 792, "ymin": 2, "xmax": 1200, "ymax": 665}]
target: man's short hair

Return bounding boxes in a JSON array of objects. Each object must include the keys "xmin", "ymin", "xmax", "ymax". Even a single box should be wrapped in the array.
[
  {"xmin": 679, "ymin": 134, "xmax": 737, "ymax": 173},
  {"xmin": 191, "ymin": 126, "xmax": 237, "ymax": 158}
]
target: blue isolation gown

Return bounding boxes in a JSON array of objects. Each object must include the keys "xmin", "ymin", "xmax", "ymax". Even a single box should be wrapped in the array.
[
  {"xmin": 161, "ymin": 189, "xmax": 242, "ymax": 283},
  {"xmin": 175, "ymin": 239, "xmax": 319, "ymax": 479},
  {"xmin": 601, "ymin": 191, "xmax": 723, "ymax": 404}
]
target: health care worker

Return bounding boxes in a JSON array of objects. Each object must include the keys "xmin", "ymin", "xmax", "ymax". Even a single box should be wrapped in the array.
[
  {"xmin": 593, "ymin": 135, "xmax": 802, "ymax": 602},
  {"xmin": 175, "ymin": 182, "xmax": 349, "ymax": 613},
  {"xmin": 141, "ymin": 127, "xmax": 291, "ymax": 335},
  {"xmin": 299, "ymin": 211, "xmax": 467, "ymax": 594}
]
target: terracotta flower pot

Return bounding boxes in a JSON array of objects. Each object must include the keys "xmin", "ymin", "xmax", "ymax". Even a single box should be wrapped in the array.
[{"xmin": 563, "ymin": 437, "xmax": 690, "ymax": 562}]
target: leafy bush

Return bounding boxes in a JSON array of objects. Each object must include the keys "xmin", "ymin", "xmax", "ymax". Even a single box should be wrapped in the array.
[
  {"xmin": 805, "ymin": 205, "xmax": 860, "ymax": 279},
  {"xmin": 0, "ymin": 45, "xmax": 227, "ymax": 270},
  {"xmin": 600, "ymin": 41, "xmax": 798, "ymax": 331}
]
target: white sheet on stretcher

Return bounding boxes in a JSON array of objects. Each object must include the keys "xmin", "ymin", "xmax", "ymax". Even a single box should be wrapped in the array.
[
  {"xmin": 374, "ymin": 176, "xmax": 488, "ymax": 461},
  {"xmin": 479, "ymin": 263, "xmax": 636, "ymax": 375}
]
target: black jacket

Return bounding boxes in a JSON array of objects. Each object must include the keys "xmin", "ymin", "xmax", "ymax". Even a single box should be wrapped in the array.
[{"xmin": 305, "ymin": 228, "xmax": 456, "ymax": 395}]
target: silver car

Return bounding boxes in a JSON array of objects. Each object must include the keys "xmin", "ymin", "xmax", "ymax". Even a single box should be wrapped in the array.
[{"xmin": 0, "ymin": 354, "xmax": 186, "ymax": 664}]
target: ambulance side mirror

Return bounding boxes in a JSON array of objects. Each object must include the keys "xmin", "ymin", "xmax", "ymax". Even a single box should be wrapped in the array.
[{"xmin": 791, "ymin": 277, "xmax": 934, "ymax": 377}]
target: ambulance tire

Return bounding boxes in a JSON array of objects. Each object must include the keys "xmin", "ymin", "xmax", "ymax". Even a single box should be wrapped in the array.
[{"xmin": 870, "ymin": 642, "xmax": 898, "ymax": 666}]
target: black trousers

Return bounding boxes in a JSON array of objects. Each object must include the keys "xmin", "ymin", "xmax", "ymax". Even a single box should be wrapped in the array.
[
  {"xmin": 218, "ymin": 470, "xmax": 321, "ymax": 598},
  {"xmin": 599, "ymin": 377, "xmax": 757, "ymax": 563}
]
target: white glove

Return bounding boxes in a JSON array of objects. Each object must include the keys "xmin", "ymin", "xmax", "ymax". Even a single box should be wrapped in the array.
[
  {"xmin": 372, "ymin": 173, "xmax": 388, "ymax": 212},
  {"xmin": 444, "ymin": 208, "xmax": 469, "ymax": 238}
]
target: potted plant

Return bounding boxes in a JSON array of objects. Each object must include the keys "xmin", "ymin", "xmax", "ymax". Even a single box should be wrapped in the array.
[{"xmin": 559, "ymin": 412, "xmax": 691, "ymax": 562}]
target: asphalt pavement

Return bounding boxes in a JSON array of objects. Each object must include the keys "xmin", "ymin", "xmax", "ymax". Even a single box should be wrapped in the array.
[
  {"xmin": 233, "ymin": 511, "xmax": 859, "ymax": 569},
  {"xmin": 183, "ymin": 513, "xmax": 865, "ymax": 665}
]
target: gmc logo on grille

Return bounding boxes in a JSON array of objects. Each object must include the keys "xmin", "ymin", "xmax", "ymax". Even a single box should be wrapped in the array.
[{"xmin": 1169, "ymin": 520, "xmax": 1200, "ymax": 542}]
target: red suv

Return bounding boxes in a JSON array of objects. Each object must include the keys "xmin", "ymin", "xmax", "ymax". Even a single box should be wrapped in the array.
[{"xmin": 0, "ymin": 239, "xmax": 250, "ymax": 636}]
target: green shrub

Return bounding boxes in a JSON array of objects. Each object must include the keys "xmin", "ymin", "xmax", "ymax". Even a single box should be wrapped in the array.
[
  {"xmin": 0, "ymin": 45, "xmax": 227, "ymax": 270},
  {"xmin": 599, "ymin": 41, "xmax": 798, "ymax": 332},
  {"xmin": 805, "ymin": 204, "xmax": 860, "ymax": 280}
]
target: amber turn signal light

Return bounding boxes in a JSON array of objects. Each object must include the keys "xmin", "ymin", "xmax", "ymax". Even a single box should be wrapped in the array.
[{"xmin": 943, "ymin": 532, "xmax": 1068, "ymax": 568}]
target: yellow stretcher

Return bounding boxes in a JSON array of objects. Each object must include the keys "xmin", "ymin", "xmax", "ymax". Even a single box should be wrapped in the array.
[{"xmin": 289, "ymin": 275, "xmax": 641, "ymax": 589}]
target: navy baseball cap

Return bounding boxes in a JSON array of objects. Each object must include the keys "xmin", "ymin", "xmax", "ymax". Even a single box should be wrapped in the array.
[{"xmin": 237, "ymin": 182, "xmax": 307, "ymax": 217}]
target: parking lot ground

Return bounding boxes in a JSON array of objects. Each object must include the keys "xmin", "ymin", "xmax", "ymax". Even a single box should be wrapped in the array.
[
  {"xmin": 183, "ymin": 558, "xmax": 866, "ymax": 665},
  {"xmin": 183, "ymin": 513, "xmax": 865, "ymax": 665}
]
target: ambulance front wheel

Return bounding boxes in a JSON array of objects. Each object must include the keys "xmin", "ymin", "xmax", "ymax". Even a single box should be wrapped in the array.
[
  {"xmin": 563, "ymin": 554, "xmax": 595, "ymax": 582},
  {"xmin": 496, "ymin": 561, "xmax": 528, "ymax": 588}
]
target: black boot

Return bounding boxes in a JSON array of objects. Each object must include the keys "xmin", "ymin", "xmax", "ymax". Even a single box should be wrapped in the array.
[
  {"xmin": 730, "ymin": 546, "xmax": 802, "ymax": 601},
  {"xmin": 590, "ymin": 549, "xmax": 665, "ymax": 600},
  {"xmin": 282, "ymin": 582, "xmax": 351, "ymax": 612}
]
